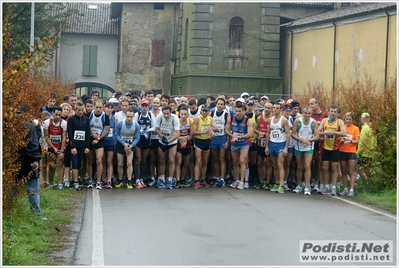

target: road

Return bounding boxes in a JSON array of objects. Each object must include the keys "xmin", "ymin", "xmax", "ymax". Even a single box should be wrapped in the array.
[{"xmin": 72, "ymin": 186, "xmax": 397, "ymax": 266}]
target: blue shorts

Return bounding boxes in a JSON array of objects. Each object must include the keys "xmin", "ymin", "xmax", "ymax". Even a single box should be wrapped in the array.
[
  {"xmin": 210, "ymin": 135, "xmax": 227, "ymax": 150},
  {"xmin": 288, "ymin": 147, "xmax": 294, "ymax": 154},
  {"xmin": 231, "ymin": 143, "xmax": 250, "ymax": 153},
  {"xmin": 194, "ymin": 138, "xmax": 211, "ymax": 152},
  {"xmin": 269, "ymin": 141, "xmax": 285, "ymax": 155}
]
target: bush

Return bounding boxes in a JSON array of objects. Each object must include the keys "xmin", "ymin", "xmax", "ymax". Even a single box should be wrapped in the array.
[{"xmin": 294, "ymin": 77, "xmax": 397, "ymax": 193}]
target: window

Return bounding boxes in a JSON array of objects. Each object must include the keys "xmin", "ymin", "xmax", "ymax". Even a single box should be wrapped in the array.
[
  {"xmin": 229, "ymin": 17, "xmax": 244, "ymax": 57},
  {"xmin": 184, "ymin": 18, "xmax": 189, "ymax": 59},
  {"xmin": 154, "ymin": 3, "xmax": 164, "ymax": 10},
  {"xmin": 82, "ymin": 45, "xmax": 98, "ymax": 76},
  {"xmin": 151, "ymin": 40, "xmax": 165, "ymax": 67}
]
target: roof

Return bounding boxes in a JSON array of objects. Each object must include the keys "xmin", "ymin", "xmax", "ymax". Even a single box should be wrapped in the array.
[
  {"xmin": 281, "ymin": 2, "xmax": 396, "ymax": 28},
  {"xmin": 62, "ymin": 2, "xmax": 119, "ymax": 35}
]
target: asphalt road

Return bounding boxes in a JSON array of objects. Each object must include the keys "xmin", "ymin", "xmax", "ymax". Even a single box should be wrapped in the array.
[{"xmin": 72, "ymin": 186, "xmax": 397, "ymax": 266}]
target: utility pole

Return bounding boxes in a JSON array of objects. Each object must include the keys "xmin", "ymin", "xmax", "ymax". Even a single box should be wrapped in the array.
[{"xmin": 30, "ymin": 2, "xmax": 35, "ymax": 52}]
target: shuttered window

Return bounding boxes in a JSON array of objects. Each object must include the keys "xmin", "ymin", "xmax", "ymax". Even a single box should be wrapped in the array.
[
  {"xmin": 151, "ymin": 40, "xmax": 165, "ymax": 67},
  {"xmin": 229, "ymin": 17, "xmax": 244, "ymax": 57},
  {"xmin": 82, "ymin": 45, "xmax": 98, "ymax": 76}
]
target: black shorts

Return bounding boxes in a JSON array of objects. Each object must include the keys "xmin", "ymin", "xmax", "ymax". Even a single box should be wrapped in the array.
[
  {"xmin": 116, "ymin": 142, "xmax": 132, "ymax": 154},
  {"xmin": 339, "ymin": 152, "xmax": 357, "ymax": 161},
  {"xmin": 104, "ymin": 145, "xmax": 115, "ymax": 152},
  {"xmin": 257, "ymin": 145, "xmax": 267, "ymax": 158},
  {"xmin": 249, "ymin": 142, "xmax": 257, "ymax": 152},
  {"xmin": 159, "ymin": 142, "xmax": 177, "ymax": 152},
  {"xmin": 194, "ymin": 138, "xmax": 211, "ymax": 152},
  {"xmin": 150, "ymin": 139, "xmax": 159, "ymax": 150},
  {"xmin": 321, "ymin": 149, "xmax": 339, "ymax": 162},
  {"xmin": 358, "ymin": 156, "xmax": 371, "ymax": 166},
  {"xmin": 89, "ymin": 138, "xmax": 105, "ymax": 150},
  {"xmin": 314, "ymin": 141, "xmax": 320, "ymax": 151},
  {"xmin": 137, "ymin": 135, "xmax": 151, "ymax": 149},
  {"xmin": 177, "ymin": 147, "xmax": 191, "ymax": 156}
]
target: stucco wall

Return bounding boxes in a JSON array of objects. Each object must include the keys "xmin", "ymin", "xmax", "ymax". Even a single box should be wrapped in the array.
[
  {"xmin": 60, "ymin": 33, "xmax": 118, "ymax": 90},
  {"xmin": 282, "ymin": 10, "xmax": 396, "ymax": 96},
  {"xmin": 120, "ymin": 3, "xmax": 175, "ymax": 94}
]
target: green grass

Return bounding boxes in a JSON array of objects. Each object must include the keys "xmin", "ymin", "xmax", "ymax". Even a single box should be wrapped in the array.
[
  {"xmin": 2, "ymin": 186, "xmax": 84, "ymax": 266},
  {"xmin": 352, "ymin": 180, "xmax": 397, "ymax": 214}
]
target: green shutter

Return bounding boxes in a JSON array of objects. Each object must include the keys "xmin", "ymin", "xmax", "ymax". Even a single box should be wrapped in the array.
[
  {"xmin": 82, "ymin": 45, "xmax": 98, "ymax": 76},
  {"xmin": 89, "ymin": 45, "xmax": 98, "ymax": 76},
  {"xmin": 82, "ymin": 45, "xmax": 90, "ymax": 75}
]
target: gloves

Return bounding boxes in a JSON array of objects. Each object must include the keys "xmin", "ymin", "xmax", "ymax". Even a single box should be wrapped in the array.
[{"xmin": 162, "ymin": 136, "xmax": 168, "ymax": 145}]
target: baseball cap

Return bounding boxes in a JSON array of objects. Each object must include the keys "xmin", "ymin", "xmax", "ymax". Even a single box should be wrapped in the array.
[
  {"xmin": 254, "ymin": 105, "xmax": 264, "ymax": 111},
  {"xmin": 125, "ymin": 92, "xmax": 132, "ymax": 97},
  {"xmin": 282, "ymin": 104, "xmax": 292, "ymax": 111},
  {"xmin": 201, "ymin": 104, "xmax": 210, "ymax": 111},
  {"xmin": 108, "ymin": 97, "xmax": 119, "ymax": 104},
  {"xmin": 247, "ymin": 100, "xmax": 255, "ymax": 105},
  {"xmin": 140, "ymin": 99, "xmax": 150, "ymax": 106},
  {"xmin": 240, "ymin": 92, "xmax": 250, "ymax": 98},
  {"xmin": 261, "ymin": 95, "xmax": 269, "ymax": 100},
  {"xmin": 236, "ymin": 97, "xmax": 245, "ymax": 103},
  {"xmin": 361, "ymin": 112, "xmax": 370, "ymax": 118},
  {"xmin": 276, "ymin": 98, "xmax": 285, "ymax": 104}
]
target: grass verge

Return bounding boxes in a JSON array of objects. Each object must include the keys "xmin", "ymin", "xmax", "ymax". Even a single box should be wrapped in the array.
[
  {"xmin": 352, "ymin": 180, "xmax": 397, "ymax": 214},
  {"xmin": 2, "ymin": 186, "xmax": 85, "ymax": 265}
]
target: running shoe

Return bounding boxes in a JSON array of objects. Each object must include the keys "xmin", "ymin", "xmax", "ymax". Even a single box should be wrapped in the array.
[
  {"xmin": 293, "ymin": 185, "xmax": 303, "ymax": 194},
  {"xmin": 321, "ymin": 186, "xmax": 330, "ymax": 195},
  {"xmin": 264, "ymin": 182, "xmax": 270, "ymax": 190},
  {"xmin": 156, "ymin": 180, "xmax": 166, "ymax": 188},
  {"xmin": 115, "ymin": 181, "xmax": 124, "ymax": 188},
  {"xmin": 340, "ymin": 188, "xmax": 349, "ymax": 196},
  {"xmin": 348, "ymin": 190, "xmax": 354, "ymax": 197},
  {"xmin": 58, "ymin": 184, "xmax": 64, "ymax": 190},
  {"xmin": 136, "ymin": 183, "xmax": 145, "ymax": 189},
  {"xmin": 270, "ymin": 184, "xmax": 279, "ymax": 192},
  {"xmin": 64, "ymin": 180, "xmax": 70, "ymax": 188},
  {"xmin": 230, "ymin": 180, "xmax": 239, "ymax": 188},
  {"xmin": 183, "ymin": 178, "xmax": 194, "ymax": 187},
  {"xmin": 140, "ymin": 179, "xmax": 147, "ymax": 188},
  {"xmin": 244, "ymin": 182, "xmax": 250, "ymax": 189},
  {"xmin": 313, "ymin": 183, "xmax": 320, "ymax": 192},
  {"xmin": 201, "ymin": 180, "xmax": 211, "ymax": 188},
  {"xmin": 276, "ymin": 185, "xmax": 284, "ymax": 194},
  {"xmin": 73, "ymin": 182, "xmax": 81, "ymax": 191},
  {"xmin": 217, "ymin": 179, "xmax": 225, "ymax": 188},
  {"xmin": 331, "ymin": 187, "xmax": 337, "ymax": 196},
  {"xmin": 304, "ymin": 187, "xmax": 311, "ymax": 196},
  {"xmin": 172, "ymin": 178, "xmax": 177, "ymax": 188},
  {"xmin": 283, "ymin": 183, "xmax": 291, "ymax": 191},
  {"xmin": 193, "ymin": 181, "xmax": 201, "ymax": 189},
  {"xmin": 127, "ymin": 181, "xmax": 133, "ymax": 189},
  {"xmin": 237, "ymin": 182, "xmax": 244, "ymax": 190},
  {"xmin": 253, "ymin": 182, "xmax": 261, "ymax": 189},
  {"xmin": 96, "ymin": 182, "xmax": 102, "ymax": 190},
  {"xmin": 211, "ymin": 178, "xmax": 219, "ymax": 187},
  {"xmin": 48, "ymin": 185, "xmax": 53, "ymax": 190},
  {"xmin": 176, "ymin": 182, "xmax": 182, "ymax": 189},
  {"xmin": 87, "ymin": 181, "xmax": 94, "ymax": 188},
  {"xmin": 166, "ymin": 180, "xmax": 173, "ymax": 190},
  {"xmin": 147, "ymin": 179, "xmax": 156, "ymax": 187},
  {"xmin": 106, "ymin": 180, "xmax": 112, "ymax": 189}
]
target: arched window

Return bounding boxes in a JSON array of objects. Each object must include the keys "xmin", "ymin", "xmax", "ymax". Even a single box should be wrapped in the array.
[
  {"xmin": 184, "ymin": 18, "xmax": 188, "ymax": 59},
  {"xmin": 229, "ymin": 17, "xmax": 244, "ymax": 57}
]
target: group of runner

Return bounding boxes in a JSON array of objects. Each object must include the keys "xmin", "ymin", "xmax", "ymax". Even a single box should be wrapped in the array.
[{"xmin": 39, "ymin": 90, "xmax": 375, "ymax": 196}]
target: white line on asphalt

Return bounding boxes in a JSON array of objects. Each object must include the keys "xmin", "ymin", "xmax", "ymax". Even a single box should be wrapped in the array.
[
  {"xmin": 92, "ymin": 189, "xmax": 105, "ymax": 266},
  {"xmin": 333, "ymin": 196, "xmax": 397, "ymax": 220}
]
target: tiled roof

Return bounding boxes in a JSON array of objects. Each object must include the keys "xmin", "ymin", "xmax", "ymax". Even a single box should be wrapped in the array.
[
  {"xmin": 281, "ymin": 2, "xmax": 396, "ymax": 27},
  {"xmin": 281, "ymin": 2, "xmax": 334, "ymax": 6},
  {"xmin": 62, "ymin": 2, "xmax": 118, "ymax": 35}
]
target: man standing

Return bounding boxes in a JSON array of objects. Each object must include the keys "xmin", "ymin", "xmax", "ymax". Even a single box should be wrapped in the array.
[
  {"xmin": 318, "ymin": 105, "xmax": 346, "ymax": 196},
  {"xmin": 155, "ymin": 105, "xmax": 181, "ymax": 189},
  {"xmin": 114, "ymin": 110, "xmax": 141, "ymax": 189},
  {"xmin": 43, "ymin": 106, "xmax": 67, "ymax": 190},
  {"xmin": 87, "ymin": 100, "xmax": 110, "ymax": 190},
  {"xmin": 264, "ymin": 102, "xmax": 291, "ymax": 194},
  {"xmin": 40, "ymin": 93, "xmax": 57, "ymax": 116},
  {"xmin": 67, "ymin": 102, "xmax": 91, "ymax": 191}
]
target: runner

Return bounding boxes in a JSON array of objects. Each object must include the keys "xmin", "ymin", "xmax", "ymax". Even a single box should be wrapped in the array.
[
  {"xmin": 148, "ymin": 97, "xmax": 162, "ymax": 186},
  {"xmin": 291, "ymin": 106, "xmax": 319, "ymax": 195},
  {"xmin": 102, "ymin": 102, "xmax": 116, "ymax": 189},
  {"xmin": 264, "ymin": 102, "xmax": 291, "ymax": 194}
]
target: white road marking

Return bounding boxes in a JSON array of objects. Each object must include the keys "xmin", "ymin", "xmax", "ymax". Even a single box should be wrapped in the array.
[
  {"xmin": 333, "ymin": 196, "xmax": 397, "ymax": 220},
  {"xmin": 92, "ymin": 189, "xmax": 105, "ymax": 266}
]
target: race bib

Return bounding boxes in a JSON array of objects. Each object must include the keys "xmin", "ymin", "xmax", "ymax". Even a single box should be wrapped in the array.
[
  {"xmin": 216, "ymin": 124, "xmax": 224, "ymax": 134},
  {"xmin": 161, "ymin": 129, "xmax": 171, "ymax": 138},
  {"xmin": 74, "ymin": 130, "xmax": 85, "ymax": 141},
  {"xmin": 260, "ymin": 138, "xmax": 266, "ymax": 147},
  {"xmin": 122, "ymin": 136, "xmax": 133, "ymax": 144},
  {"xmin": 326, "ymin": 134, "xmax": 335, "ymax": 140},
  {"xmin": 271, "ymin": 130, "xmax": 280, "ymax": 139},
  {"xmin": 92, "ymin": 128, "xmax": 101, "ymax": 136},
  {"xmin": 345, "ymin": 134, "xmax": 353, "ymax": 142},
  {"xmin": 107, "ymin": 128, "xmax": 113, "ymax": 137},
  {"xmin": 50, "ymin": 135, "xmax": 61, "ymax": 144}
]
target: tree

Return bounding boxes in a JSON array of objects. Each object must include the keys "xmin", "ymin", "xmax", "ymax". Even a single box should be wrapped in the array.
[{"xmin": 2, "ymin": 2, "xmax": 82, "ymax": 67}]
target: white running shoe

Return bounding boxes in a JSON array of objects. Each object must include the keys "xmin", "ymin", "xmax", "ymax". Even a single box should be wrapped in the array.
[{"xmin": 237, "ymin": 182, "xmax": 244, "ymax": 190}]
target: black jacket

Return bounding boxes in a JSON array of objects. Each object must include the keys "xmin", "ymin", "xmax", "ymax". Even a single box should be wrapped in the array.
[
  {"xmin": 17, "ymin": 122, "xmax": 42, "ymax": 179},
  {"xmin": 67, "ymin": 114, "xmax": 91, "ymax": 149}
]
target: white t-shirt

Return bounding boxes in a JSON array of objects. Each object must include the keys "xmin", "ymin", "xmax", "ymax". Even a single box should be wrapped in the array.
[{"xmin": 155, "ymin": 114, "xmax": 180, "ymax": 145}]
